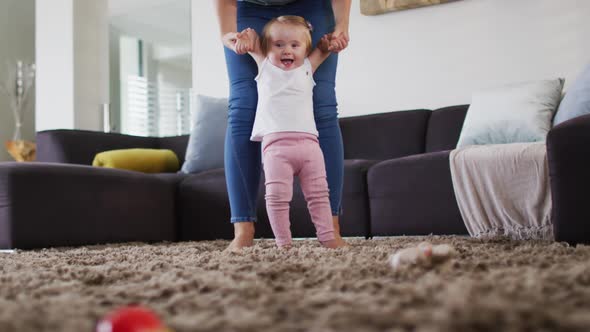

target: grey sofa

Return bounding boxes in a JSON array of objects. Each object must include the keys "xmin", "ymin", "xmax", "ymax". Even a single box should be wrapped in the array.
[{"xmin": 1, "ymin": 105, "xmax": 589, "ymax": 249}]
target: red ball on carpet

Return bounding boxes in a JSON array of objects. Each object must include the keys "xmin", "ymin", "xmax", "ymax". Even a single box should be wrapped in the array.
[{"xmin": 96, "ymin": 306, "xmax": 172, "ymax": 332}]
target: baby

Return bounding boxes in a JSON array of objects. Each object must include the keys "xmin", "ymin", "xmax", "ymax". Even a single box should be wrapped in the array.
[{"xmin": 235, "ymin": 16, "xmax": 347, "ymax": 249}]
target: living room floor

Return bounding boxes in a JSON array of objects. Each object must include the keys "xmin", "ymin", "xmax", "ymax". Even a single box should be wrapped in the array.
[{"xmin": 1, "ymin": 236, "xmax": 590, "ymax": 332}]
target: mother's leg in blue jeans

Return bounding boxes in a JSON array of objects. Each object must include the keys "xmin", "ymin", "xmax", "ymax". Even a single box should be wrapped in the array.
[
  {"xmin": 223, "ymin": 9, "xmax": 271, "ymax": 251},
  {"xmin": 287, "ymin": 1, "xmax": 346, "ymax": 240},
  {"xmin": 313, "ymin": 54, "xmax": 345, "ymax": 234}
]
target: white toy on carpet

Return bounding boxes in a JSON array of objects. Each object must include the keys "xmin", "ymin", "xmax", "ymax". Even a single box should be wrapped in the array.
[{"xmin": 390, "ymin": 242, "xmax": 456, "ymax": 269}]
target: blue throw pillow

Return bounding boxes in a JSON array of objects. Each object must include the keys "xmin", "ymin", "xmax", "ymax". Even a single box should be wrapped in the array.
[
  {"xmin": 553, "ymin": 63, "xmax": 590, "ymax": 126},
  {"xmin": 181, "ymin": 95, "xmax": 228, "ymax": 174}
]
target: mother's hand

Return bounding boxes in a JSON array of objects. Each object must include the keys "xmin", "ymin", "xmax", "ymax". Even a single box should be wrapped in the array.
[
  {"xmin": 222, "ymin": 32, "xmax": 240, "ymax": 53},
  {"xmin": 328, "ymin": 27, "xmax": 350, "ymax": 53},
  {"xmin": 222, "ymin": 29, "xmax": 256, "ymax": 55}
]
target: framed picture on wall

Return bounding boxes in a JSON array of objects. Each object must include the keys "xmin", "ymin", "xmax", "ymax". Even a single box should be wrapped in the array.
[{"xmin": 360, "ymin": 0, "xmax": 461, "ymax": 15}]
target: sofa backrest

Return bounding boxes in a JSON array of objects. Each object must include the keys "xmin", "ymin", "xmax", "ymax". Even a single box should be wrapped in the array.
[
  {"xmin": 161, "ymin": 104, "xmax": 468, "ymax": 164},
  {"xmin": 339, "ymin": 109, "xmax": 431, "ymax": 160},
  {"xmin": 425, "ymin": 105, "xmax": 468, "ymax": 153},
  {"xmin": 158, "ymin": 135, "xmax": 190, "ymax": 165},
  {"xmin": 36, "ymin": 130, "xmax": 159, "ymax": 165},
  {"xmin": 37, "ymin": 105, "xmax": 469, "ymax": 166}
]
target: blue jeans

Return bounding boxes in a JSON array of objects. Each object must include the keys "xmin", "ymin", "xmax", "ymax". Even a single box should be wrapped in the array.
[{"xmin": 224, "ymin": 0, "xmax": 344, "ymax": 222}]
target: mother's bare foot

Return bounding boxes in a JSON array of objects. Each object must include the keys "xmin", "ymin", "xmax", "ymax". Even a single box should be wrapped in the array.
[
  {"xmin": 278, "ymin": 244, "xmax": 292, "ymax": 250},
  {"xmin": 224, "ymin": 221, "xmax": 255, "ymax": 252},
  {"xmin": 321, "ymin": 236, "xmax": 348, "ymax": 249},
  {"xmin": 225, "ymin": 236, "xmax": 254, "ymax": 252}
]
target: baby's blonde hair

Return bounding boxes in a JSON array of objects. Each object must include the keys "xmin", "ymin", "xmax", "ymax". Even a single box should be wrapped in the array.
[{"xmin": 261, "ymin": 15, "xmax": 313, "ymax": 56}]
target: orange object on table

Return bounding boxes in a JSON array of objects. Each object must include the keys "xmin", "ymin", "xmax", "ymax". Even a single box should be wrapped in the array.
[{"xmin": 5, "ymin": 140, "xmax": 36, "ymax": 162}]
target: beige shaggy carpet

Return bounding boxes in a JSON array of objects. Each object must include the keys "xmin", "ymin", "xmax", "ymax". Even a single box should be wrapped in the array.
[{"xmin": 1, "ymin": 236, "xmax": 590, "ymax": 332}]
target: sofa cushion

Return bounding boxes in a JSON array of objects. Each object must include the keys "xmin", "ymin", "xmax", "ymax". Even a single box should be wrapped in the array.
[
  {"xmin": 553, "ymin": 63, "xmax": 590, "ymax": 126},
  {"xmin": 339, "ymin": 159, "xmax": 378, "ymax": 237},
  {"xmin": 178, "ymin": 160, "xmax": 375, "ymax": 241},
  {"xmin": 425, "ymin": 105, "xmax": 468, "ymax": 152},
  {"xmin": 177, "ymin": 169, "xmax": 274, "ymax": 241},
  {"xmin": 340, "ymin": 109, "xmax": 431, "ymax": 160},
  {"xmin": 368, "ymin": 151, "xmax": 467, "ymax": 236},
  {"xmin": 283, "ymin": 159, "xmax": 377, "ymax": 238}
]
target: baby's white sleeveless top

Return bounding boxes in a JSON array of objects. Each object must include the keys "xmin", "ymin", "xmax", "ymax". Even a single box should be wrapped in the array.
[{"xmin": 250, "ymin": 58, "xmax": 317, "ymax": 142}]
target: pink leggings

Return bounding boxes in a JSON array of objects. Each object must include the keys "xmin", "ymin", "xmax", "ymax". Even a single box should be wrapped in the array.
[{"xmin": 262, "ymin": 132, "xmax": 335, "ymax": 246}]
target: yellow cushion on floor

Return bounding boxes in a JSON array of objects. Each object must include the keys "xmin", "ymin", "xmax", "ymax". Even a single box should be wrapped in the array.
[{"xmin": 93, "ymin": 148, "xmax": 179, "ymax": 173}]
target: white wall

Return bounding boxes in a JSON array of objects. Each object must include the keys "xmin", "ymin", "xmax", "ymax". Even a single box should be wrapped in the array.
[
  {"xmin": 0, "ymin": 0, "xmax": 35, "ymax": 162},
  {"xmin": 109, "ymin": 26, "xmax": 122, "ymax": 132},
  {"xmin": 118, "ymin": 35, "xmax": 141, "ymax": 134},
  {"xmin": 35, "ymin": 0, "xmax": 75, "ymax": 131},
  {"xmin": 191, "ymin": 0, "xmax": 590, "ymax": 117},
  {"xmin": 157, "ymin": 62, "xmax": 192, "ymax": 89},
  {"xmin": 74, "ymin": 0, "xmax": 110, "ymax": 130},
  {"xmin": 36, "ymin": 0, "xmax": 109, "ymax": 132}
]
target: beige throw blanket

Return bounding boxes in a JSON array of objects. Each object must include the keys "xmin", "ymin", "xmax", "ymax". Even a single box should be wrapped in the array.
[{"xmin": 449, "ymin": 142, "xmax": 553, "ymax": 240}]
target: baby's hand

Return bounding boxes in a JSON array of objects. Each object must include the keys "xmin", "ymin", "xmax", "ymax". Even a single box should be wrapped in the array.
[
  {"xmin": 234, "ymin": 28, "xmax": 258, "ymax": 55},
  {"xmin": 242, "ymin": 27, "xmax": 259, "ymax": 41},
  {"xmin": 317, "ymin": 34, "xmax": 331, "ymax": 53}
]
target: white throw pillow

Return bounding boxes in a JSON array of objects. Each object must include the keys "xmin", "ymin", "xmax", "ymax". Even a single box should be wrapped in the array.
[{"xmin": 457, "ymin": 78, "xmax": 564, "ymax": 148}]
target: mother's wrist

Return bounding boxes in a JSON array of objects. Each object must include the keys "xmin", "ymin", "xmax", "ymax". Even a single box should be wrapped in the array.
[{"xmin": 334, "ymin": 22, "xmax": 349, "ymax": 33}]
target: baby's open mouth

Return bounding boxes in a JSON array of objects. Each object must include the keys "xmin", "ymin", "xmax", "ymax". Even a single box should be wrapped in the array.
[{"xmin": 281, "ymin": 59, "xmax": 294, "ymax": 66}]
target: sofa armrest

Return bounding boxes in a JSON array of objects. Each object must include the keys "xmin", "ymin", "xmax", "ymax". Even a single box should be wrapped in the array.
[
  {"xmin": 36, "ymin": 129, "xmax": 158, "ymax": 165},
  {"xmin": 547, "ymin": 114, "xmax": 590, "ymax": 244},
  {"xmin": 368, "ymin": 151, "xmax": 467, "ymax": 236}
]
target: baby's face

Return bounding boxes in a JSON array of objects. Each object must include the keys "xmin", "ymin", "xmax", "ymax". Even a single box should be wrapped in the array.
[{"xmin": 267, "ymin": 24, "xmax": 309, "ymax": 71}]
